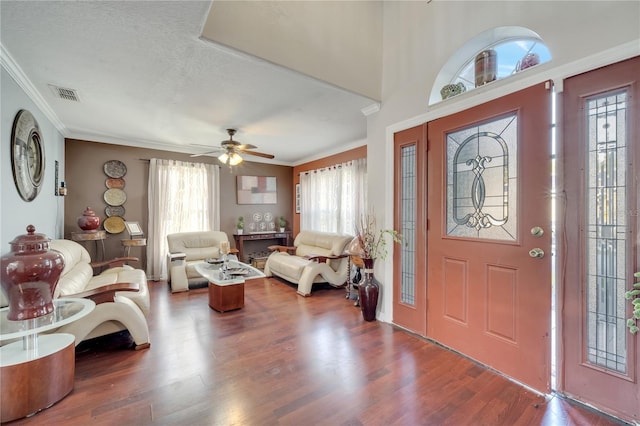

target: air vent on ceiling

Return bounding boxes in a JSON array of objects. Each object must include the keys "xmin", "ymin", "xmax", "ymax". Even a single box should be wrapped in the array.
[{"xmin": 49, "ymin": 85, "xmax": 80, "ymax": 102}]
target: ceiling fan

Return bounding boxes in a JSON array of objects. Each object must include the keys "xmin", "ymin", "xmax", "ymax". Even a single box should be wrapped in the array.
[{"xmin": 191, "ymin": 129, "xmax": 275, "ymax": 165}]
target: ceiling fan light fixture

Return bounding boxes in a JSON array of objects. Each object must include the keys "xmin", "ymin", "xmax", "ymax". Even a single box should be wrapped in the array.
[
  {"xmin": 228, "ymin": 152, "xmax": 243, "ymax": 166},
  {"xmin": 218, "ymin": 151, "xmax": 243, "ymax": 166}
]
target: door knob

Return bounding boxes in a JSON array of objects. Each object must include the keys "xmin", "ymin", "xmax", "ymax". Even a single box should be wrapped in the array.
[
  {"xmin": 529, "ymin": 248, "xmax": 545, "ymax": 259},
  {"xmin": 530, "ymin": 226, "xmax": 544, "ymax": 237}
]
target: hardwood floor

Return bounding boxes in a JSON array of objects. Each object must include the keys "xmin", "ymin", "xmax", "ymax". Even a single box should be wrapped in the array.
[{"xmin": 6, "ymin": 278, "xmax": 626, "ymax": 425}]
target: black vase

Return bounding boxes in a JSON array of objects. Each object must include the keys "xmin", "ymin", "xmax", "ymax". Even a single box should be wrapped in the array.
[{"xmin": 359, "ymin": 258, "xmax": 379, "ymax": 321}]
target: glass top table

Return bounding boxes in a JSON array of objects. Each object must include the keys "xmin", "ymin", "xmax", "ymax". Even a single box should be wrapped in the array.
[
  {"xmin": 195, "ymin": 260, "xmax": 265, "ymax": 286},
  {"xmin": 0, "ymin": 298, "xmax": 95, "ymax": 341}
]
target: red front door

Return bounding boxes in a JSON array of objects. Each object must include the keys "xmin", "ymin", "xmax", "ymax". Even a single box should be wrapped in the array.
[
  {"xmin": 426, "ymin": 81, "xmax": 553, "ymax": 392},
  {"xmin": 561, "ymin": 56, "xmax": 640, "ymax": 423}
]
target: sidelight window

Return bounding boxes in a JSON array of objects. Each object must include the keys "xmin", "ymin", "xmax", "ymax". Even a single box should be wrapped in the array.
[{"xmin": 585, "ymin": 90, "xmax": 629, "ymax": 373}]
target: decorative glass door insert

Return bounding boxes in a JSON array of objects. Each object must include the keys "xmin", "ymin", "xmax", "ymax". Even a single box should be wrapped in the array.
[
  {"xmin": 585, "ymin": 90, "xmax": 628, "ymax": 373},
  {"xmin": 400, "ymin": 144, "xmax": 416, "ymax": 305},
  {"xmin": 446, "ymin": 113, "xmax": 518, "ymax": 241}
]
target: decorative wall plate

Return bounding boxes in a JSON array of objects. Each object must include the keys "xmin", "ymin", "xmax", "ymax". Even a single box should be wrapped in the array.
[
  {"xmin": 103, "ymin": 216, "xmax": 126, "ymax": 234},
  {"xmin": 105, "ymin": 177, "xmax": 125, "ymax": 189},
  {"xmin": 252, "ymin": 212, "xmax": 263, "ymax": 222},
  {"xmin": 11, "ymin": 110, "xmax": 45, "ymax": 202},
  {"xmin": 263, "ymin": 212, "xmax": 273, "ymax": 222},
  {"xmin": 103, "ymin": 160, "xmax": 127, "ymax": 178},
  {"xmin": 103, "ymin": 188, "xmax": 127, "ymax": 206},
  {"xmin": 105, "ymin": 205, "xmax": 125, "ymax": 217}
]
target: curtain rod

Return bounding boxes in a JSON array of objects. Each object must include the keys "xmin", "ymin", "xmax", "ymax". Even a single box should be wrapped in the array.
[
  {"xmin": 298, "ymin": 162, "xmax": 353, "ymax": 175},
  {"xmin": 138, "ymin": 158, "xmax": 219, "ymax": 168}
]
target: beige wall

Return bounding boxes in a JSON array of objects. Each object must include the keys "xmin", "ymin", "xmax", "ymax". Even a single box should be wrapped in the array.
[
  {"xmin": 203, "ymin": 1, "xmax": 382, "ymax": 101},
  {"xmin": 65, "ymin": 139, "xmax": 292, "ymax": 268}
]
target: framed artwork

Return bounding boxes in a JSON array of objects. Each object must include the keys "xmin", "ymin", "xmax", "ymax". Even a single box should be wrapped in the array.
[
  {"xmin": 124, "ymin": 221, "xmax": 144, "ymax": 237},
  {"xmin": 295, "ymin": 183, "xmax": 301, "ymax": 213},
  {"xmin": 237, "ymin": 176, "xmax": 277, "ymax": 204}
]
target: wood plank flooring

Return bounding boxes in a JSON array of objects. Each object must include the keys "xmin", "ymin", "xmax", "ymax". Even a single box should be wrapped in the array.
[{"xmin": 5, "ymin": 278, "xmax": 626, "ymax": 425}]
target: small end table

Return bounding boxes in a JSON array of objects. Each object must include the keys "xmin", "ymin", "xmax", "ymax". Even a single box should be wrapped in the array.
[
  {"xmin": 71, "ymin": 230, "xmax": 106, "ymax": 261},
  {"xmin": 121, "ymin": 238, "xmax": 146, "ymax": 257}
]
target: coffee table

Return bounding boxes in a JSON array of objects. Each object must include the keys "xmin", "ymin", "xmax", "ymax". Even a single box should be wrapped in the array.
[{"xmin": 195, "ymin": 260, "xmax": 265, "ymax": 312}]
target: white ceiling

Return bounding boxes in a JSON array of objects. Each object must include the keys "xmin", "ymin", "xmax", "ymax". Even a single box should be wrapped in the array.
[{"xmin": 0, "ymin": 1, "xmax": 379, "ymax": 165}]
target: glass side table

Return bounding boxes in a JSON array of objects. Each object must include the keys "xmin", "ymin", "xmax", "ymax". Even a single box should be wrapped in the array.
[{"xmin": 0, "ymin": 298, "xmax": 95, "ymax": 422}]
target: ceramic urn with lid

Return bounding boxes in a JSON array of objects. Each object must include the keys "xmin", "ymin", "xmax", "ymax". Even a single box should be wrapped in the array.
[
  {"xmin": 77, "ymin": 206, "xmax": 101, "ymax": 231},
  {"xmin": 0, "ymin": 225, "xmax": 65, "ymax": 320}
]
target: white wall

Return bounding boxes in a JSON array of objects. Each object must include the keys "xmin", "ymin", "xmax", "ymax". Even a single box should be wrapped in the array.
[
  {"xmin": 369, "ymin": 1, "xmax": 640, "ymax": 322},
  {"xmin": 1, "ymin": 67, "xmax": 65, "ymax": 253}
]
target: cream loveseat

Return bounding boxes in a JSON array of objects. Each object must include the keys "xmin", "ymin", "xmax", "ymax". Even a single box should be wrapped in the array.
[
  {"xmin": 264, "ymin": 230, "xmax": 353, "ymax": 296},
  {"xmin": 166, "ymin": 231, "xmax": 234, "ymax": 293},
  {"xmin": 49, "ymin": 239, "xmax": 151, "ymax": 350}
]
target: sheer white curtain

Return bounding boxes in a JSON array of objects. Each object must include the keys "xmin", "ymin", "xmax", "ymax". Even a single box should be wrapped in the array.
[
  {"xmin": 147, "ymin": 159, "xmax": 220, "ymax": 280},
  {"xmin": 300, "ymin": 158, "xmax": 366, "ymax": 235}
]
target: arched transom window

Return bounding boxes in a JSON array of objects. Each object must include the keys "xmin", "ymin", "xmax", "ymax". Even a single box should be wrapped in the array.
[{"xmin": 429, "ymin": 26, "xmax": 552, "ymax": 105}]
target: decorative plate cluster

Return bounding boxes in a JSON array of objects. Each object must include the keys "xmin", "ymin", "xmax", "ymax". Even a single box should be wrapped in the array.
[
  {"xmin": 102, "ymin": 160, "xmax": 127, "ymax": 234},
  {"xmin": 250, "ymin": 211, "xmax": 275, "ymax": 233}
]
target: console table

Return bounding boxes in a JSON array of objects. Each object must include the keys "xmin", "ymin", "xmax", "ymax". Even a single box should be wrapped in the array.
[{"xmin": 233, "ymin": 231, "xmax": 291, "ymax": 263}]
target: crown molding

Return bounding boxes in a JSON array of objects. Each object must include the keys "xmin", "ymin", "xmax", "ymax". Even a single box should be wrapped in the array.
[
  {"xmin": 361, "ymin": 102, "xmax": 381, "ymax": 116},
  {"xmin": 1, "ymin": 43, "xmax": 67, "ymax": 134}
]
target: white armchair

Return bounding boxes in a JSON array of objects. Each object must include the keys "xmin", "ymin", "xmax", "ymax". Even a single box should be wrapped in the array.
[
  {"xmin": 49, "ymin": 239, "xmax": 150, "ymax": 350},
  {"xmin": 264, "ymin": 230, "xmax": 353, "ymax": 296},
  {"xmin": 166, "ymin": 231, "xmax": 236, "ymax": 293}
]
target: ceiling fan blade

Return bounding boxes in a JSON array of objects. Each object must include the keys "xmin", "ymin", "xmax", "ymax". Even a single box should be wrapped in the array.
[
  {"xmin": 236, "ymin": 143, "xmax": 257, "ymax": 150},
  {"xmin": 190, "ymin": 150, "xmax": 220, "ymax": 157},
  {"xmin": 241, "ymin": 150, "xmax": 275, "ymax": 159}
]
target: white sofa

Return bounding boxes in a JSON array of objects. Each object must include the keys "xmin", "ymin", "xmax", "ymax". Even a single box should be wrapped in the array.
[
  {"xmin": 264, "ymin": 230, "xmax": 353, "ymax": 296},
  {"xmin": 48, "ymin": 239, "xmax": 151, "ymax": 350},
  {"xmin": 166, "ymin": 231, "xmax": 234, "ymax": 293}
]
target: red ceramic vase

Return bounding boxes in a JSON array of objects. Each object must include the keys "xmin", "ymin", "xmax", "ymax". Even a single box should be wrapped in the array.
[
  {"xmin": 359, "ymin": 257, "xmax": 379, "ymax": 322},
  {"xmin": 77, "ymin": 206, "xmax": 101, "ymax": 231},
  {"xmin": 0, "ymin": 225, "xmax": 65, "ymax": 320}
]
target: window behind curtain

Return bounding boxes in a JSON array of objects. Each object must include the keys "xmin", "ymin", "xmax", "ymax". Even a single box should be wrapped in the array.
[
  {"xmin": 147, "ymin": 159, "xmax": 220, "ymax": 280},
  {"xmin": 300, "ymin": 158, "xmax": 366, "ymax": 235}
]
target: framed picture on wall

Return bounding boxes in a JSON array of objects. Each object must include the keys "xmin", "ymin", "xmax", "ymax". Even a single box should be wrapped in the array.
[
  {"xmin": 237, "ymin": 176, "xmax": 277, "ymax": 204},
  {"xmin": 295, "ymin": 183, "xmax": 301, "ymax": 213}
]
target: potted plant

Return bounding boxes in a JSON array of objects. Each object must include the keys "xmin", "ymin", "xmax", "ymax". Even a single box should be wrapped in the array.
[
  {"xmin": 624, "ymin": 271, "xmax": 640, "ymax": 334},
  {"xmin": 278, "ymin": 216, "xmax": 286, "ymax": 232},
  {"xmin": 236, "ymin": 216, "xmax": 244, "ymax": 235}
]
